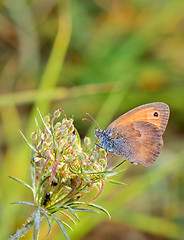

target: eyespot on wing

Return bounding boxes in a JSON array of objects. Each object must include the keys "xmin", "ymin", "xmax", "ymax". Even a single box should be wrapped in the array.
[{"xmin": 107, "ymin": 102, "xmax": 170, "ymax": 135}]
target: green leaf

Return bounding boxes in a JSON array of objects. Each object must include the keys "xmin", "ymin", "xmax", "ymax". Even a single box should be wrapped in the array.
[
  {"xmin": 110, "ymin": 160, "xmax": 126, "ymax": 171},
  {"xmin": 34, "ymin": 117, "xmax": 41, "ymax": 136},
  {"xmin": 72, "ymin": 208, "xmax": 99, "ymax": 213},
  {"xmin": 85, "ymin": 143, "xmax": 96, "ymax": 153},
  {"xmin": 66, "ymin": 201, "xmax": 83, "ymax": 206},
  {"xmin": 67, "ymin": 202, "xmax": 107, "ymax": 215},
  {"xmin": 84, "ymin": 170, "xmax": 112, "ymax": 175},
  {"xmin": 9, "ymin": 176, "xmax": 33, "ymax": 192},
  {"xmin": 11, "ymin": 201, "xmax": 36, "ymax": 207},
  {"xmin": 40, "ymin": 175, "xmax": 50, "ymax": 186},
  {"xmin": 74, "ymin": 128, "xmax": 81, "ymax": 147},
  {"xmin": 54, "ymin": 138, "xmax": 60, "ymax": 152},
  {"xmin": 87, "ymin": 203, "xmax": 111, "ymax": 220},
  {"xmin": 53, "ymin": 215, "xmax": 70, "ymax": 240},
  {"xmin": 60, "ymin": 210, "xmax": 77, "ymax": 225},
  {"xmin": 69, "ymin": 168, "xmax": 79, "ymax": 174},
  {"xmin": 60, "ymin": 220, "xmax": 73, "ymax": 231},
  {"xmin": 67, "ymin": 201, "xmax": 85, "ymax": 206},
  {"xmin": 107, "ymin": 179, "xmax": 127, "ymax": 186},
  {"xmin": 40, "ymin": 207, "xmax": 52, "ymax": 237},
  {"xmin": 65, "ymin": 206, "xmax": 79, "ymax": 221},
  {"xmin": 105, "ymin": 169, "xmax": 126, "ymax": 178},
  {"xmin": 35, "ymin": 175, "xmax": 50, "ymax": 204},
  {"xmin": 33, "ymin": 209, "xmax": 41, "ymax": 240},
  {"xmin": 37, "ymin": 107, "xmax": 52, "ymax": 135},
  {"xmin": 19, "ymin": 130, "xmax": 37, "ymax": 152}
]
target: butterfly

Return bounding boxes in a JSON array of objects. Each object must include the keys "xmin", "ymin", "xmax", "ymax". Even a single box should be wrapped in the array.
[{"xmin": 94, "ymin": 102, "xmax": 170, "ymax": 166}]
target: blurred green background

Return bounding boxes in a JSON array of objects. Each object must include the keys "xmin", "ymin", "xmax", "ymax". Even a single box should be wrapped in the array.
[{"xmin": 1, "ymin": 0, "xmax": 184, "ymax": 239}]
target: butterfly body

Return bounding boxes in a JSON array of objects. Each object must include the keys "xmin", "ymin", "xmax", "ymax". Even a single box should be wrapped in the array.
[
  {"xmin": 95, "ymin": 128, "xmax": 121, "ymax": 153},
  {"xmin": 95, "ymin": 102, "xmax": 170, "ymax": 166}
]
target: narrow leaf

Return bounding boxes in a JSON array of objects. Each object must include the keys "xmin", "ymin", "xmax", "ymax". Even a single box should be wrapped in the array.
[
  {"xmin": 19, "ymin": 130, "xmax": 37, "ymax": 152},
  {"xmin": 9, "ymin": 176, "xmax": 33, "ymax": 192},
  {"xmin": 60, "ymin": 220, "xmax": 73, "ymax": 231},
  {"xmin": 69, "ymin": 168, "xmax": 78, "ymax": 174},
  {"xmin": 84, "ymin": 170, "xmax": 112, "ymax": 175},
  {"xmin": 60, "ymin": 210, "xmax": 77, "ymax": 225},
  {"xmin": 40, "ymin": 207, "xmax": 52, "ymax": 236},
  {"xmin": 53, "ymin": 215, "xmax": 70, "ymax": 240},
  {"xmin": 37, "ymin": 107, "xmax": 52, "ymax": 135},
  {"xmin": 11, "ymin": 201, "xmax": 36, "ymax": 207},
  {"xmin": 72, "ymin": 208, "xmax": 99, "ymax": 213},
  {"xmin": 65, "ymin": 206, "xmax": 79, "ymax": 221},
  {"xmin": 67, "ymin": 201, "xmax": 84, "ymax": 206},
  {"xmin": 40, "ymin": 175, "xmax": 50, "ymax": 186},
  {"xmin": 105, "ymin": 169, "xmax": 126, "ymax": 178},
  {"xmin": 34, "ymin": 117, "xmax": 41, "ymax": 135},
  {"xmin": 87, "ymin": 203, "xmax": 111, "ymax": 220},
  {"xmin": 74, "ymin": 128, "xmax": 81, "ymax": 147},
  {"xmin": 110, "ymin": 160, "xmax": 126, "ymax": 171},
  {"xmin": 107, "ymin": 179, "xmax": 127, "ymax": 186}
]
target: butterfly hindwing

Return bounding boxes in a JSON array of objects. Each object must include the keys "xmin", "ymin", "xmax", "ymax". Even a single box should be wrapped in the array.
[{"xmin": 108, "ymin": 121, "xmax": 163, "ymax": 166}]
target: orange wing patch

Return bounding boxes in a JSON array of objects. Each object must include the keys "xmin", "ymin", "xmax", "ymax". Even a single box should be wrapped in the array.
[{"xmin": 108, "ymin": 102, "xmax": 169, "ymax": 134}]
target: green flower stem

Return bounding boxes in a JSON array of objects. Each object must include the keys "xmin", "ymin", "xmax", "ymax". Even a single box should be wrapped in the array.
[{"xmin": 9, "ymin": 211, "xmax": 40, "ymax": 240}]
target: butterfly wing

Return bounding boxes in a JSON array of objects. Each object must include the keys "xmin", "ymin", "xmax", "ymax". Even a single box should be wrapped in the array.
[
  {"xmin": 108, "ymin": 121, "xmax": 163, "ymax": 166},
  {"xmin": 107, "ymin": 102, "xmax": 170, "ymax": 135}
]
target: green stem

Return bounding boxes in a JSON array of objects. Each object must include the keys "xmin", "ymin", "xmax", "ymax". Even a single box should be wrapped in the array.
[
  {"xmin": 9, "ymin": 216, "xmax": 34, "ymax": 240},
  {"xmin": 9, "ymin": 211, "xmax": 44, "ymax": 240}
]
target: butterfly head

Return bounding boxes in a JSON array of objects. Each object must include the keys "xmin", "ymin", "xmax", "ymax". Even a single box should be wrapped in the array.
[{"xmin": 94, "ymin": 128, "xmax": 104, "ymax": 139}]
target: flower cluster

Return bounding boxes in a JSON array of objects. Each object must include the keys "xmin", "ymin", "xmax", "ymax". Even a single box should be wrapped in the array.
[
  {"xmin": 10, "ymin": 108, "xmax": 126, "ymax": 240},
  {"xmin": 31, "ymin": 109, "xmax": 107, "ymax": 211}
]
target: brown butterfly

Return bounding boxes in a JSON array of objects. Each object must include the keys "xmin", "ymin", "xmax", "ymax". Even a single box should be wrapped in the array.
[{"xmin": 95, "ymin": 102, "xmax": 170, "ymax": 166}]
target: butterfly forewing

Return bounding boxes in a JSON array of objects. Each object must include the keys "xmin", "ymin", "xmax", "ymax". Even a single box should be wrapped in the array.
[{"xmin": 107, "ymin": 102, "xmax": 170, "ymax": 135}]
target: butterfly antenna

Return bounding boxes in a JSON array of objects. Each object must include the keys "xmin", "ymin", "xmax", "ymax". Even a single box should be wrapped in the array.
[{"xmin": 82, "ymin": 113, "xmax": 100, "ymax": 129}]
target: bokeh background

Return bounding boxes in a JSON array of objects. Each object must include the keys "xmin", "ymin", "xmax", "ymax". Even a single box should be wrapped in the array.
[{"xmin": 1, "ymin": 0, "xmax": 184, "ymax": 239}]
